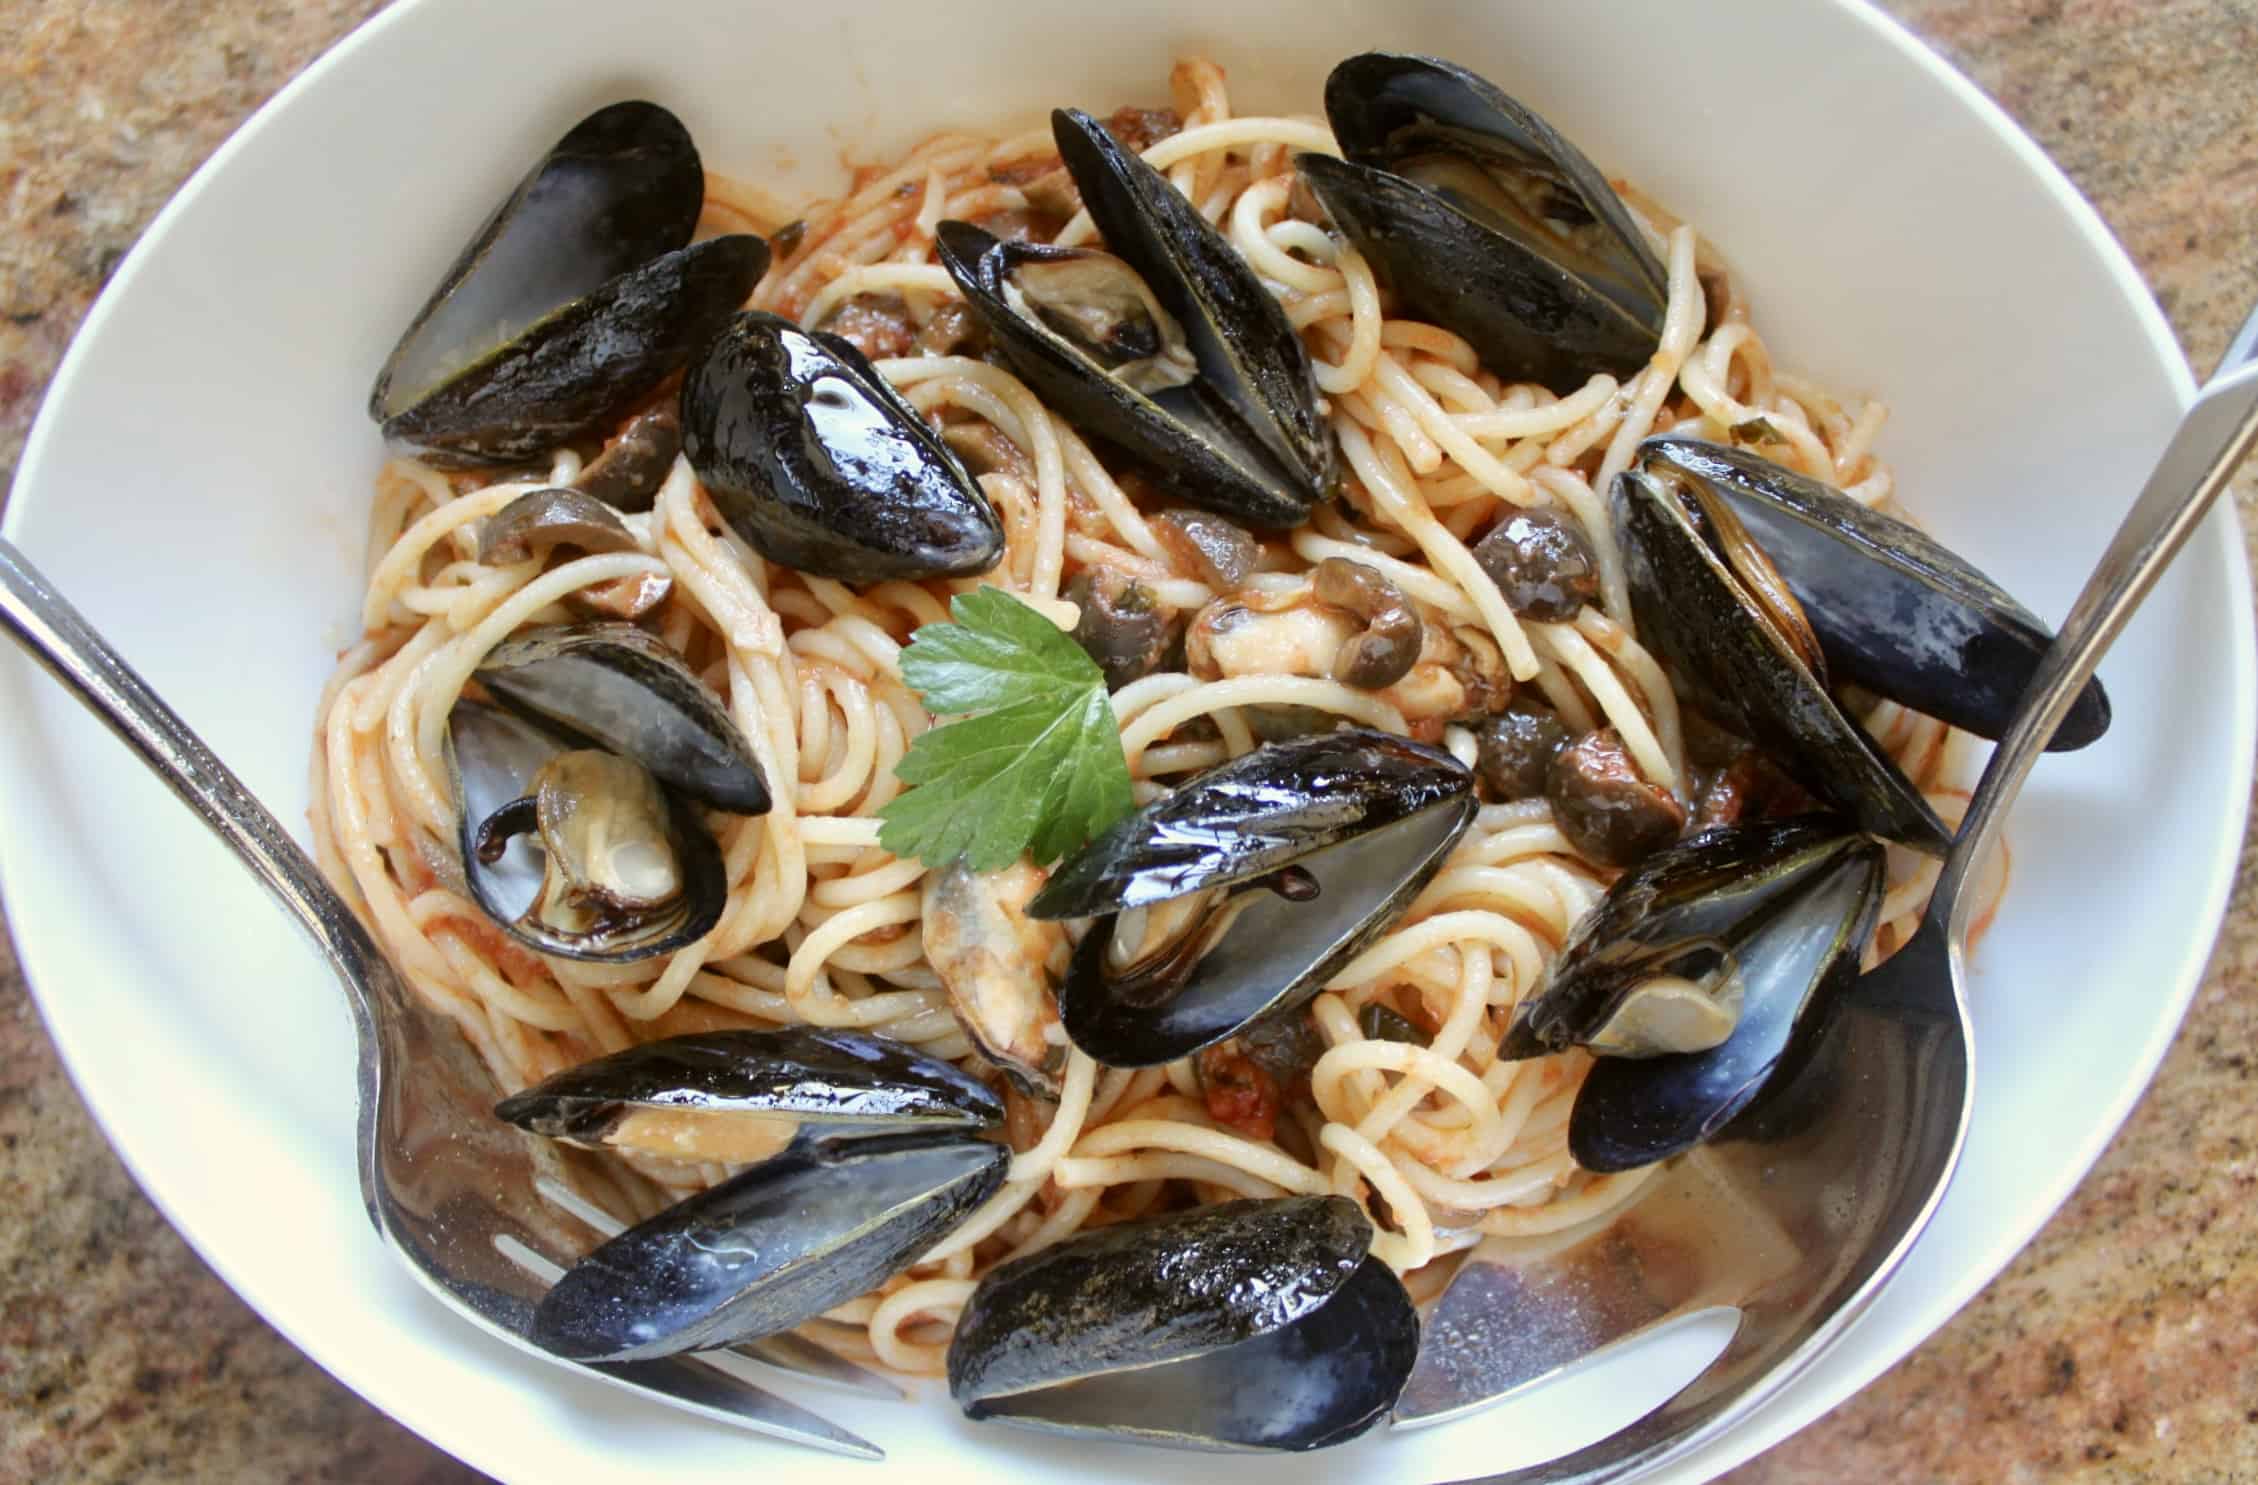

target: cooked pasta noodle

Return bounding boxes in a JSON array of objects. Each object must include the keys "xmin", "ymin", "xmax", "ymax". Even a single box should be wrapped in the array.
[{"xmin": 309, "ymin": 58, "xmax": 2004, "ymax": 1378}]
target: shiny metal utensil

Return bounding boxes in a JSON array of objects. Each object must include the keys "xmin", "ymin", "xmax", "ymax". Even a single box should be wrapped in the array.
[
  {"xmin": 1399, "ymin": 299, "xmax": 2258, "ymax": 1483},
  {"xmin": 0, "ymin": 539, "xmax": 883, "ymax": 1462}
]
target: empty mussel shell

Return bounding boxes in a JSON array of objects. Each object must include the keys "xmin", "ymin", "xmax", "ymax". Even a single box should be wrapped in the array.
[
  {"xmin": 947, "ymin": 1195, "xmax": 1417, "ymax": 1451},
  {"xmin": 1028, "ymin": 728, "xmax": 1474, "ymax": 1067},
  {"xmin": 679, "ymin": 310, "xmax": 1005, "ymax": 583},
  {"xmin": 495, "ymin": 1026, "xmax": 1006, "ymax": 1162},
  {"xmin": 1615, "ymin": 466, "xmax": 1951, "ymax": 854},
  {"xmin": 934, "ymin": 108, "xmax": 1333, "ymax": 527},
  {"xmin": 1299, "ymin": 53, "xmax": 1666, "ymax": 393},
  {"xmin": 532, "ymin": 1127, "xmax": 1009, "ymax": 1362},
  {"xmin": 445, "ymin": 702, "xmax": 725, "ymax": 963},
  {"xmin": 1640, "ymin": 435, "xmax": 2111, "ymax": 751},
  {"xmin": 1534, "ymin": 821, "xmax": 1885, "ymax": 1174},
  {"xmin": 474, "ymin": 622, "xmax": 769, "ymax": 815},
  {"xmin": 370, "ymin": 101, "xmax": 767, "ymax": 463}
]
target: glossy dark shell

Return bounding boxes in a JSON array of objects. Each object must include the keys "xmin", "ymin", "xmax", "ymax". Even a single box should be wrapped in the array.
[
  {"xmin": 444, "ymin": 701, "xmax": 725, "ymax": 963},
  {"xmin": 1301, "ymin": 53, "xmax": 1666, "ymax": 393},
  {"xmin": 1028, "ymin": 729, "xmax": 1474, "ymax": 1067},
  {"xmin": 474, "ymin": 622, "xmax": 770, "ymax": 815},
  {"xmin": 1566, "ymin": 826, "xmax": 1883, "ymax": 1173},
  {"xmin": 494, "ymin": 1027, "xmax": 1005, "ymax": 1144},
  {"xmin": 532, "ymin": 1129, "xmax": 1008, "ymax": 1361},
  {"xmin": 1640, "ymin": 435, "xmax": 2111, "ymax": 751},
  {"xmin": 680, "ymin": 311, "xmax": 1004, "ymax": 582},
  {"xmin": 947, "ymin": 1196, "xmax": 1417, "ymax": 1451},
  {"xmin": 1615, "ymin": 468, "xmax": 1951, "ymax": 854}
]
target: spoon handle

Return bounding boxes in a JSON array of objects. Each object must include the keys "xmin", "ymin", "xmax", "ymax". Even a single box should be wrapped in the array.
[
  {"xmin": 1933, "ymin": 311, "xmax": 2258, "ymax": 937},
  {"xmin": 0, "ymin": 537, "xmax": 394, "ymax": 1030}
]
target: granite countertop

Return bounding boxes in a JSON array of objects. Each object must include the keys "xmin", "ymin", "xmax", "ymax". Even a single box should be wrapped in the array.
[{"xmin": 2, "ymin": 1, "xmax": 2254, "ymax": 1479}]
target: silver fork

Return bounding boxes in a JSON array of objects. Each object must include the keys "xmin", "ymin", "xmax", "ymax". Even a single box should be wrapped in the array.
[
  {"xmin": 1397, "ymin": 297, "xmax": 2258, "ymax": 1481},
  {"xmin": 0, "ymin": 539, "xmax": 885, "ymax": 1462}
]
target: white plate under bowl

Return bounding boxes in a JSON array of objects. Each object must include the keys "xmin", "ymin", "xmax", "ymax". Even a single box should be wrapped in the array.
[{"xmin": 1, "ymin": 0, "xmax": 2247, "ymax": 1480}]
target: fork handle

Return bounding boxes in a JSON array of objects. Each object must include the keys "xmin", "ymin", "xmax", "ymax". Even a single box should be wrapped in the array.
[{"xmin": 1932, "ymin": 309, "xmax": 2258, "ymax": 938}]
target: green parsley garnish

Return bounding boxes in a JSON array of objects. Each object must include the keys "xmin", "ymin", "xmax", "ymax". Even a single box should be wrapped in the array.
[{"xmin": 877, "ymin": 587, "xmax": 1135, "ymax": 871}]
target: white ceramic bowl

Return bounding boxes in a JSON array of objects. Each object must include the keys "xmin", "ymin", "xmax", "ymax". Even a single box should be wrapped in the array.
[{"xmin": 2, "ymin": 1, "xmax": 2247, "ymax": 1480}]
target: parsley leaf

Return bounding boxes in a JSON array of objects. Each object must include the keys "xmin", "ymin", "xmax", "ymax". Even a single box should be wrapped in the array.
[{"xmin": 878, "ymin": 588, "xmax": 1135, "ymax": 871}]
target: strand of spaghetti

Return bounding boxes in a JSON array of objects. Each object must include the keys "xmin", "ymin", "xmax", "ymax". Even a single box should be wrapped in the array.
[
  {"xmin": 1058, "ymin": 1119, "xmax": 1328, "ymax": 1195},
  {"xmin": 1116, "ymin": 674, "xmax": 1407, "ymax": 765}
]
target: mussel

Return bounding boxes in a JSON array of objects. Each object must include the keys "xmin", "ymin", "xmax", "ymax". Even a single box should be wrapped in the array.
[
  {"xmin": 370, "ymin": 102, "xmax": 768, "ymax": 463},
  {"xmin": 947, "ymin": 1195, "xmax": 1418, "ymax": 1451},
  {"xmin": 921, "ymin": 858, "xmax": 1070, "ymax": 1097},
  {"xmin": 679, "ymin": 310, "xmax": 1006, "ymax": 582},
  {"xmin": 500, "ymin": 1028, "xmax": 1008, "ymax": 1362},
  {"xmin": 1640, "ymin": 435, "xmax": 2111, "ymax": 750},
  {"xmin": 1298, "ymin": 53, "xmax": 1667, "ymax": 393},
  {"xmin": 1615, "ymin": 461, "xmax": 1952, "ymax": 853},
  {"xmin": 1027, "ymin": 729, "xmax": 1475, "ymax": 1066},
  {"xmin": 935, "ymin": 109, "xmax": 1334, "ymax": 527},
  {"xmin": 1503, "ymin": 820, "xmax": 1883, "ymax": 1173},
  {"xmin": 446, "ymin": 623, "xmax": 768, "ymax": 962}
]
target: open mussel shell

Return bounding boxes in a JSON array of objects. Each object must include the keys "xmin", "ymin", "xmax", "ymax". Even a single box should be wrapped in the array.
[
  {"xmin": 494, "ymin": 1026, "xmax": 1006, "ymax": 1153},
  {"xmin": 1299, "ymin": 53, "xmax": 1666, "ymax": 394},
  {"xmin": 947, "ymin": 1195, "xmax": 1417, "ymax": 1451},
  {"xmin": 1615, "ymin": 467, "xmax": 1951, "ymax": 854},
  {"xmin": 1641, "ymin": 435, "xmax": 2111, "ymax": 751},
  {"xmin": 474, "ymin": 622, "xmax": 769, "ymax": 815},
  {"xmin": 445, "ymin": 702, "xmax": 725, "ymax": 963},
  {"xmin": 370, "ymin": 101, "xmax": 767, "ymax": 463},
  {"xmin": 934, "ymin": 109, "xmax": 1332, "ymax": 527},
  {"xmin": 1567, "ymin": 826, "xmax": 1881, "ymax": 1173},
  {"xmin": 680, "ymin": 310, "xmax": 1005, "ymax": 582},
  {"xmin": 531, "ymin": 1128, "xmax": 1009, "ymax": 1362},
  {"xmin": 1028, "ymin": 729, "xmax": 1475, "ymax": 1067}
]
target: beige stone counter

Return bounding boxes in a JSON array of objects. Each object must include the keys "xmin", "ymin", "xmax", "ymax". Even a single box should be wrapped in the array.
[{"xmin": 2, "ymin": 2, "xmax": 2252, "ymax": 1479}]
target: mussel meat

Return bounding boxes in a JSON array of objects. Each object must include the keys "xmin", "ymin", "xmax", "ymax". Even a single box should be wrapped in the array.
[
  {"xmin": 370, "ymin": 102, "xmax": 768, "ymax": 463},
  {"xmin": 921, "ymin": 858, "xmax": 1070, "ymax": 1097},
  {"xmin": 1027, "ymin": 728, "xmax": 1475, "ymax": 1066},
  {"xmin": 1298, "ymin": 53, "xmax": 1667, "ymax": 393},
  {"xmin": 1502, "ymin": 820, "xmax": 1883, "ymax": 1173},
  {"xmin": 934, "ymin": 109, "xmax": 1334, "ymax": 527},
  {"xmin": 1614, "ymin": 462, "xmax": 1951, "ymax": 853},
  {"xmin": 947, "ymin": 1195, "xmax": 1418, "ymax": 1451},
  {"xmin": 679, "ymin": 310, "xmax": 1006, "ymax": 583},
  {"xmin": 501, "ymin": 1028, "xmax": 1008, "ymax": 1362},
  {"xmin": 1640, "ymin": 435, "xmax": 2111, "ymax": 750}
]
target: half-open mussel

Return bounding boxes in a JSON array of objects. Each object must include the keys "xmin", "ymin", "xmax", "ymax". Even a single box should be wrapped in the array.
[
  {"xmin": 370, "ymin": 102, "xmax": 768, "ymax": 464},
  {"xmin": 947, "ymin": 1195, "xmax": 1417, "ymax": 1451},
  {"xmin": 1298, "ymin": 53, "xmax": 1667, "ymax": 393},
  {"xmin": 1615, "ymin": 462, "xmax": 1951, "ymax": 853},
  {"xmin": 935, "ymin": 109, "xmax": 1333, "ymax": 527},
  {"xmin": 1640, "ymin": 435, "xmax": 2111, "ymax": 750},
  {"xmin": 680, "ymin": 310, "xmax": 1006, "ymax": 582},
  {"xmin": 1503, "ymin": 820, "xmax": 1883, "ymax": 1173},
  {"xmin": 501, "ymin": 1028, "xmax": 1008, "ymax": 1362},
  {"xmin": 1027, "ymin": 728, "xmax": 1474, "ymax": 1066}
]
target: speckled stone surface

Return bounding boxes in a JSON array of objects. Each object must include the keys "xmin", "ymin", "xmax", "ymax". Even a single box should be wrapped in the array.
[{"xmin": 0, "ymin": 2, "xmax": 2253, "ymax": 1481}]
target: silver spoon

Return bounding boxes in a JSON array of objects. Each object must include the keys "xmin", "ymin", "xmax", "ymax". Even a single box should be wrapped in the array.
[
  {"xmin": 1397, "ymin": 297, "xmax": 2258, "ymax": 1483},
  {"xmin": 0, "ymin": 541, "xmax": 886, "ymax": 1460}
]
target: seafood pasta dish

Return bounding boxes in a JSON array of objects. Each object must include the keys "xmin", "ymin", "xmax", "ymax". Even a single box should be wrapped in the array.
[{"xmin": 311, "ymin": 51, "xmax": 2105, "ymax": 1450}]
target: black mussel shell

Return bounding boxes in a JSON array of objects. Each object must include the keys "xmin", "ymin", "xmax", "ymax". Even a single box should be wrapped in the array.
[
  {"xmin": 474, "ymin": 622, "xmax": 769, "ymax": 815},
  {"xmin": 1300, "ymin": 53, "xmax": 1666, "ymax": 393},
  {"xmin": 1028, "ymin": 729, "xmax": 1474, "ymax": 1067},
  {"xmin": 680, "ymin": 310, "xmax": 1005, "ymax": 582},
  {"xmin": 947, "ymin": 1195, "xmax": 1417, "ymax": 1451},
  {"xmin": 445, "ymin": 701, "xmax": 726, "ymax": 963},
  {"xmin": 1640, "ymin": 436, "xmax": 2110, "ymax": 751},
  {"xmin": 370, "ymin": 101, "xmax": 766, "ymax": 463},
  {"xmin": 1615, "ymin": 468, "xmax": 1951, "ymax": 854},
  {"xmin": 1561, "ymin": 825, "xmax": 1883, "ymax": 1174},
  {"xmin": 532, "ymin": 1128, "xmax": 1008, "ymax": 1362},
  {"xmin": 494, "ymin": 1027, "xmax": 1005, "ymax": 1144}
]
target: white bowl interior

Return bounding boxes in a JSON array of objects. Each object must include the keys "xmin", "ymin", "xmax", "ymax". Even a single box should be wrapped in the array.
[{"xmin": 1, "ymin": 1, "xmax": 2245, "ymax": 1481}]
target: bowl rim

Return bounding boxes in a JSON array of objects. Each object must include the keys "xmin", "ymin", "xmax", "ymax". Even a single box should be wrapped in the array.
[{"xmin": 1, "ymin": 0, "xmax": 2249, "ymax": 1479}]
